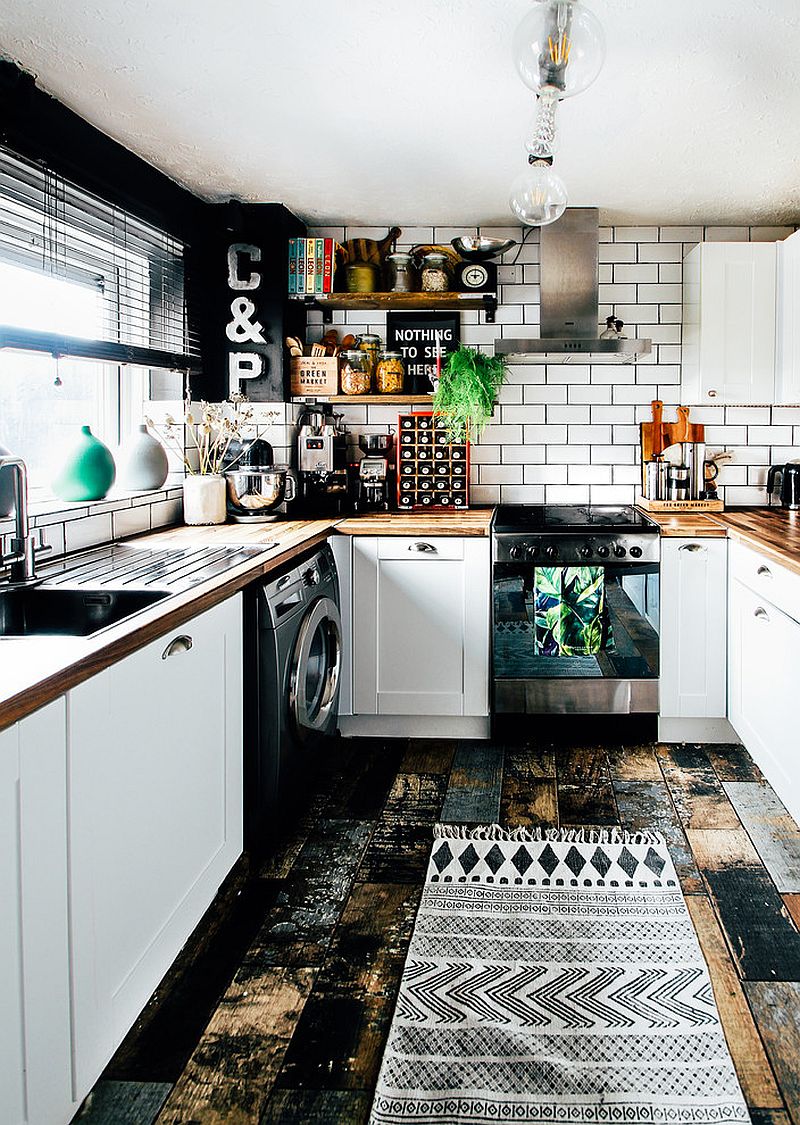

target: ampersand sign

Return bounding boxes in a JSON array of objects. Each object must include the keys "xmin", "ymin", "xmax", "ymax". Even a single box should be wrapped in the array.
[{"xmin": 226, "ymin": 297, "xmax": 266, "ymax": 344}]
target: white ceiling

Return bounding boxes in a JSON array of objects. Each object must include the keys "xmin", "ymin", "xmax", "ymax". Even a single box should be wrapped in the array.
[{"xmin": 1, "ymin": 0, "xmax": 799, "ymax": 226}]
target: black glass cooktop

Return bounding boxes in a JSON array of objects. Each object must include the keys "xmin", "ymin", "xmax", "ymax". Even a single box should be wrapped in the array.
[{"xmin": 493, "ymin": 504, "xmax": 658, "ymax": 534}]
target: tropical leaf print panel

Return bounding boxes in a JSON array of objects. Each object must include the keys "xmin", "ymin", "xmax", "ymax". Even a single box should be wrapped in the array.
[{"xmin": 533, "ymin": 566, "xmax": 614, "ymax": 656}]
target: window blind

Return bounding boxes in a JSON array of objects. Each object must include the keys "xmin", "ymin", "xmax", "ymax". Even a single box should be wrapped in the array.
[{"xmin": 0, "ymin": 145, "xmax": 200, "ymax": 370}]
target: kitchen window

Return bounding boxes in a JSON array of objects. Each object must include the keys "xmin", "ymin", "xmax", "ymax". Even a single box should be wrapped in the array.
[{"xmin": 0, "ymin": 146, "xmax": 193, "ymax": 493}]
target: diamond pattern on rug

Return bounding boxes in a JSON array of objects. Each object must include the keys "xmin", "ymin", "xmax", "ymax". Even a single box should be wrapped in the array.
[{"xmin": 369, "ymin": 829, "xmax": 749, "ymax": 1125}]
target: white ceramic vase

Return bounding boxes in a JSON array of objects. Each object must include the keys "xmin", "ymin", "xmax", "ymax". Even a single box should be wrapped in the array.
[
  {"xmin": 118, "ymin": 424, "xmax": 169, "ymax": 491},
  {"xmin": 182, "ymin": 473, "xmax": 226, "ymax": 525}
]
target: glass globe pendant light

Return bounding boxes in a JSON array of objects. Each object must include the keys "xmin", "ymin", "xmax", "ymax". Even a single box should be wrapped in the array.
[
  {"xmin": 508, "ymin": 0, "xmax": 604, "ymax": 226},
  {"xmin": 509, "ymin": 161, "xmax": 568, "ymax": 227},
  {"xmin": 513, "ymin": 0, "xmax": 606, "ymax": 99}
]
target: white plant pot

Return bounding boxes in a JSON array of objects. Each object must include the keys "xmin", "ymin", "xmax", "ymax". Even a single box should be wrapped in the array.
[{"xmin": 182, "ymin": 474, "xmax": 226, "ymax": 525}]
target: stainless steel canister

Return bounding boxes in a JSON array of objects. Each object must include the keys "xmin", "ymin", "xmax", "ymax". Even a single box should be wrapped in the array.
[
  {"xmin": 645, "ymin": 460, "xmax": 660, "ymax": 499},
  {"xmin": 657, "ymin": 459, "xmax": 669, "ymax": 500},
  {"xmin": 667, "ymin": 464, "xmax": 691, "ymax": 501}
]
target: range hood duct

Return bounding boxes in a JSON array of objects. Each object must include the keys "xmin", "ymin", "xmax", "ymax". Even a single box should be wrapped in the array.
[{"xmin": 495, "ymin": 208, "xmax": 651, "ymax": 358}]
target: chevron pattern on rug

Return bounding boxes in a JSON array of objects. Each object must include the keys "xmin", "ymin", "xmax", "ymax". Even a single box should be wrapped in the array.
[{"xmin": 370, "ymin": 827, "xmax": 749, "ymax": 1124}]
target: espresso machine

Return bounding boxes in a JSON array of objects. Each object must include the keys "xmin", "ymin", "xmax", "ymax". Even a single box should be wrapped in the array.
[
  {"xmin": 351, "ymin": 434, "xmax": 395, "ymax": 513},
  {"xmin": 296, "ymin": 404, "xmax": 349, "ymax": 514}
]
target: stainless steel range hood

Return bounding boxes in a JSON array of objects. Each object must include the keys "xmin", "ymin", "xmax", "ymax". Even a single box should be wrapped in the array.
[{"xmin": 495, "ymin": 208, "xmax": 651, "ymax": 359}]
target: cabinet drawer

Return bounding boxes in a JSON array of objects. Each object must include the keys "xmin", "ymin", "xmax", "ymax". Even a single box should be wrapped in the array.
[
  {"xmin": 729, "ymin": 539, "xmax": 800, "ymax": 624},
  {"xmin": 376, "ymin": 536, "xmax": 465, "ymax": 561}
]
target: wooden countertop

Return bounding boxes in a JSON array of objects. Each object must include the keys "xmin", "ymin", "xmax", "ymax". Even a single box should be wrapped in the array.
[
  {"xmin": 335, "ymin": 509, "xmax": 493, "ymax": 536},
  {"xmin": 712, "ymin": 508, "xmax": 800, "ymax": 577},
  {"xmin": 639, "ymin": 511, "xmax": 729, "ymax": 538},
  {"xmin": 0, "ymin": 519, "xmax": 336, "ymax": 733}
]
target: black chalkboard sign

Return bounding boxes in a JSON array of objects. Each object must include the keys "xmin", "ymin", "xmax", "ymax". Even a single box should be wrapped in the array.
[{"xmin": 386, "ymin": 312, "xmax": 460, "ymax": 395}]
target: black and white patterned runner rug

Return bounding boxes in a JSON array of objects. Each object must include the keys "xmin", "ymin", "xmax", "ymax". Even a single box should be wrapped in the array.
[{"xmin": 370, "ymin": 827, "xmax": 749, "ymax": 1124}]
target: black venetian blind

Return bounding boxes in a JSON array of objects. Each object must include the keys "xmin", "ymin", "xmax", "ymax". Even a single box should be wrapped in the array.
[{"xmin": 0, "ymin": 145, "xmax": 199, "ymax": 371}]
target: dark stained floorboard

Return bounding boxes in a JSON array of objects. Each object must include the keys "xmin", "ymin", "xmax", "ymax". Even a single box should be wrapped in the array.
[{"xmin": 93, "ymin": 731, "xmax": 800, "ymax": 1123}]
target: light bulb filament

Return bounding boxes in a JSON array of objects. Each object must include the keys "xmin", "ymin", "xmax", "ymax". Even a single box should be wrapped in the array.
[{"xmin": 548, "ymin": 33, "xmax": 572, "ymax": 66}]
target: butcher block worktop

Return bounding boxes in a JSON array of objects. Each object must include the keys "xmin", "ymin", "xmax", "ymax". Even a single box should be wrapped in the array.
[
  {"xmin": 0, "ymin": 519, "xmax": 336, "ymax": 732},
  {"xmin": 713, "ymin": 508, "xmax": 800, "ymax": 577},
  {"xmin": 335, "ymin": 509, "xmax": 493, "ymax": 536},
  {"xmin": 640, "ymin": 511, "xmax": 729, "ymax": 538}
]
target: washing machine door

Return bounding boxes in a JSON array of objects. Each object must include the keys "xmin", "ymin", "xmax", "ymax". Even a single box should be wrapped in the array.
[{"xmin": 289, "ymin": 595, "xmax": 342, "ymax": 740}]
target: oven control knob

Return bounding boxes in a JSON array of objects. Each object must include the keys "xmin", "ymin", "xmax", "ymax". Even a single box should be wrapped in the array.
[
  {"xmin": 509, "ymin": 544, "xmax": 524, "ymax": 561},
  {"xmin": 596, "ymin": 545, "xmax": 610, "ymax": 558},
  {"xmin": 629, "ymin": 545, "xmax": 643, "ymax": 558},
  {"xmin": 545, "ymin": 546, "xmax": 559, "ymax": 560},
  {"xmin": 614, "ymin": 544, "xmax": 627, "ymax": 558},
  {"xmin": 580, "ymin": 545, "xmax": 593, "ymax": 559},
  {"xmin": 525, "ymin": 545, "xmax": 540, "ymax": 561}
]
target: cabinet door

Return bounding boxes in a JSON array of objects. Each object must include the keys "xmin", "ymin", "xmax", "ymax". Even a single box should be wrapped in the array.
[
  {"xmin": 660, "ymin": 538, "xmax": 727, "ymax": 718},
  {"xmin": 729, "ymin": 578, "xmax": 800, "ymax": 826},
  {"xmin": 1, "ymin": 699, "xmax": 73, "ymax": 1125},
  {"xmin": 68, "ymin": 595, "xmax": 243, "ymax": 1096},
  {"xmin": 777, "ymin": 230, "xmax": 800, "ymax": 404},
  {"xmin": 353, "ymin": 537, "xmax": 489, "ymax": 717},
  {"xmin": 683, "ymin": 242, "xmax": 777, "ymax": 404}
]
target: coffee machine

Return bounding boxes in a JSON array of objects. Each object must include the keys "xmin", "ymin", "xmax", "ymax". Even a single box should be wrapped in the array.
[
  {"xmin": 351, "ymin": 434, "xmax": 395, "ymax": 513},
  {"xmin": 296, "ymin": 404, "xmax": 349, "ymax": 514}
]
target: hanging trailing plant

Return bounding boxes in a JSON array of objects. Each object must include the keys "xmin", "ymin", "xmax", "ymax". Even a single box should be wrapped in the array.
[{"xmin": 432, "ymin": 346, "xmax": 508, "ymax": 444}]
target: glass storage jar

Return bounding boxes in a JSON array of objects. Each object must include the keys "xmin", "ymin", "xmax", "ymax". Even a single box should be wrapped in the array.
[
  {"xmin": 385, "ymin": 252, "xmax": 416, "ymax": 293},
  {"xmin": 339, "ymin": 350, "xmax": 372, "ymax": 395},
  {"xmin": 420, "ymin": 252, "xmax": 451, "ymax": 292},
  {"xmin": 358, "ymin": 333, "xmax": 381, "ymax": 382},
  {"xmin": 375, "ymin": 351, "xmax": 405, "ymax": 394}
]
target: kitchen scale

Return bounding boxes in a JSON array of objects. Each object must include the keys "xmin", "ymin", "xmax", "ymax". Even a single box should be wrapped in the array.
[{"xmin": 451, "ymin": 236, "xmax": 516, "ymax": 292}]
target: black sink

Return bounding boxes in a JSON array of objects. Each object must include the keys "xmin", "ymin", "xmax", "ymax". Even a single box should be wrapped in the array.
[{"xmin": 0, "ymin": 586, "xmax": 169, "ymax": 637}]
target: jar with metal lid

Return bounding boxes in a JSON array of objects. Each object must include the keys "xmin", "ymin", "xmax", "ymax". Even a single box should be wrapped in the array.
[
  {"xmin": 420, "ymin": 252, "xmax": 451, "ymax": 292},
  {"xmin": 385, "ymin": 252, "xmax": 416, "ymax": 293},
  {"xmin": 339, "ymin": 349, "xmax": 372, "ymax": 395},
  {"xmin": 345, "ymin": 261, "xmax": 379, "ymax": 293},
  {"xmin": 357, "ymin": 333, "xmax": 381, "ymax": 383},
  {"xmin": 375, "ymin": 350, "xmax": 405, "ymax": 394}
]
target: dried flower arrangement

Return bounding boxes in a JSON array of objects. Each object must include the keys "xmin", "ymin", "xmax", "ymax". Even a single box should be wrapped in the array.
[{"xmin": 146, "ymin": 396, "xmax": 254, "ymax": 476}]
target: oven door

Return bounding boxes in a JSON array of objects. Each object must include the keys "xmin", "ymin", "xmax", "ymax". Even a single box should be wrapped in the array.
[{"xmin": 493, "ymin": 559, "xmax": 660, "ymax": 714}]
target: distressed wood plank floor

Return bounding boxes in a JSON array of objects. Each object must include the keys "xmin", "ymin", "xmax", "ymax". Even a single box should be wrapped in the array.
[{"xmin": 77, "ymin": 733, "xmax": 800, "ymax": 1125}]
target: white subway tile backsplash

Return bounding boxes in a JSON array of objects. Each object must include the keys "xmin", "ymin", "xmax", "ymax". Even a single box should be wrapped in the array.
[
  {"xmin": 65, "ymin": 513, "xmax": 113, "ymax": 553},
  {"xmin": 704, "ymin": 226, "xmax": 749, "ymax": 242},
  {"xmin": 501, "ymin": 405, "xmax": 546, "ymax": 424},
  {"xmin": 547, "ymin": 405, "xmax": 591, "ymax": 424},
  {"xmin": 750, "ymin": 225, "xmax": 795, "ymax": 242},
  {"xmin": 112, "ymin": 506, "xmax": 151, "ymax": 540},
  {"xmin": 298, "ymin": 220, "xmax": 777, "ymax": 507}
]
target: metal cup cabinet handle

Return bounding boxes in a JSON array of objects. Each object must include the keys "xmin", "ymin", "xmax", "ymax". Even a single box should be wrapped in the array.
[
  {"xmin": 753, "ymin": 607, "xmax": 770, "ymax": 624},
  {"xmin": 757, "ymin": 565, "xmax": 772, "ymax": 579},
  {"xmin": 408, "ymin": 541, "xmax": 438, "ymax": 554},
  {"xmin": 678, "ymin": 543, "xmax": 706, "ymax": 553},
  {"xmin": 162, "ymin": 634, "xmax": 193, "ymax": 660}
]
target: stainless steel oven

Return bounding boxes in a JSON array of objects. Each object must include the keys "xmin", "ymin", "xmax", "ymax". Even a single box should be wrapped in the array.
[{"xmin": 492, "ymin": 504, "xmax": 660, "ymax": 715}]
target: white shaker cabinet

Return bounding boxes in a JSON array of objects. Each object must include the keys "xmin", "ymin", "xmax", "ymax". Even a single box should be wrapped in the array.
[
  {"xmin": 67, "ymin": 595, "xmax": 243, "ymax": 1097},
  {"xmin": 348, "ymin": 536, "xmax": 490, "ymax": 737},
  {"xmin": 658, "ymin": 537, "xmax": 734, "ymax": 743},
  {"xmin": 682, "ymin": 241, "xmax": 776, "ymax": 404},
  {"xmin": 0, "ymin": 699, "xmax": 75, "ymax": 1125},
  {"xmin": 777, "ymin": 228, "xmax": 800, "ymax": 403},
  {"xmin": 729, "ymin": 542, "xmax": 800, "ymax": 826}
]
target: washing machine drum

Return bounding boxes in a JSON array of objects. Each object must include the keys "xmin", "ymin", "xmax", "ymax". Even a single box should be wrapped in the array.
[{"xmin": 289, "ymin": 595, "xmax": 342, "ymax": 741}]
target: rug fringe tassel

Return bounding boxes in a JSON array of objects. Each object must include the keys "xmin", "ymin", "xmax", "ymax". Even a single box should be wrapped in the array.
[{"xmin": 433, "ymin": 823, "xmax": 666, "ymax": 846}]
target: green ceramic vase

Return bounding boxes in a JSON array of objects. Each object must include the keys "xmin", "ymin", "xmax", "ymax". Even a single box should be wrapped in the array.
[{"xmin": 52, "ymin": 425, "xmax": 116, "ymax": 502}]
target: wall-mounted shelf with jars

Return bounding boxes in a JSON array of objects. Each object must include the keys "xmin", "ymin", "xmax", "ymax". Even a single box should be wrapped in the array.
[
  {"xmin": 289, "ymin": 292, "xmax": 498, "ymax": 323},
  {"xmin": 290, "ymin": 393, "xmax": 434, "ymax": 405}
]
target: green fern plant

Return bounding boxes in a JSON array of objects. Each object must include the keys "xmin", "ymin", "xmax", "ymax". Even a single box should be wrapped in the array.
[{"xmin": 432, "ymin": 346, "xmax": 508, "ymax": 444}]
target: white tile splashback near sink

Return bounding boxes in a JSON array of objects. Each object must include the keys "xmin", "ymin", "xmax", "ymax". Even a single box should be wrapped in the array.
[{"xmin": 302, "ymin": 221, "xmax": 797, "ymax": 508}]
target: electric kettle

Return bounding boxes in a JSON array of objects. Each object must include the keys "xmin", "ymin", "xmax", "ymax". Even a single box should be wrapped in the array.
[{"xmin": 767, "ymin": 462, "xmax": 800, "ymax": 509}]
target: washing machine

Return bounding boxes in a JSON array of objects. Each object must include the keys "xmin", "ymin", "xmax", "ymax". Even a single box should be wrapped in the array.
[{"xmin": 244, "ymin": 543, "xmax": 342, "ymax": 854}]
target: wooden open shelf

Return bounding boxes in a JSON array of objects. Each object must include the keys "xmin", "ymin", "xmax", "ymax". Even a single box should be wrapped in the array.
[
  {"xmin": 291, "ymin": 394, "xmax": 433, "ymax": 404},
  {"xmin": 290, "ymin": 291, "xmax": 497, "ymax": 323}
]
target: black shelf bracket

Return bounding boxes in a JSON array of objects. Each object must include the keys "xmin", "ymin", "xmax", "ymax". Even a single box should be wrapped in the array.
[
  {"xmin": 482, "ymin": 294, "xmax": 497, "ymax": 323},
  {"xmin": 303, "ymin": 295, "xmax": 332, "ymax": 324}
]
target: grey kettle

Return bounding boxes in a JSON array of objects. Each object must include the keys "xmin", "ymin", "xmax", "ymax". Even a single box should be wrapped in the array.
[{"xmin": 767, "ymin": 462, "xmax": 800, "ymax": 509}]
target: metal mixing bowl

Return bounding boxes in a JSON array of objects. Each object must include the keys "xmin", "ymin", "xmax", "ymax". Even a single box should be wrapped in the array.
[
  {"xmin": 225, "ymin": 466, "xmax": 296, "ymax": 522},
  {"xmin": 451, "ymin": 236, "xmax": 516, "ymax": 261}
]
